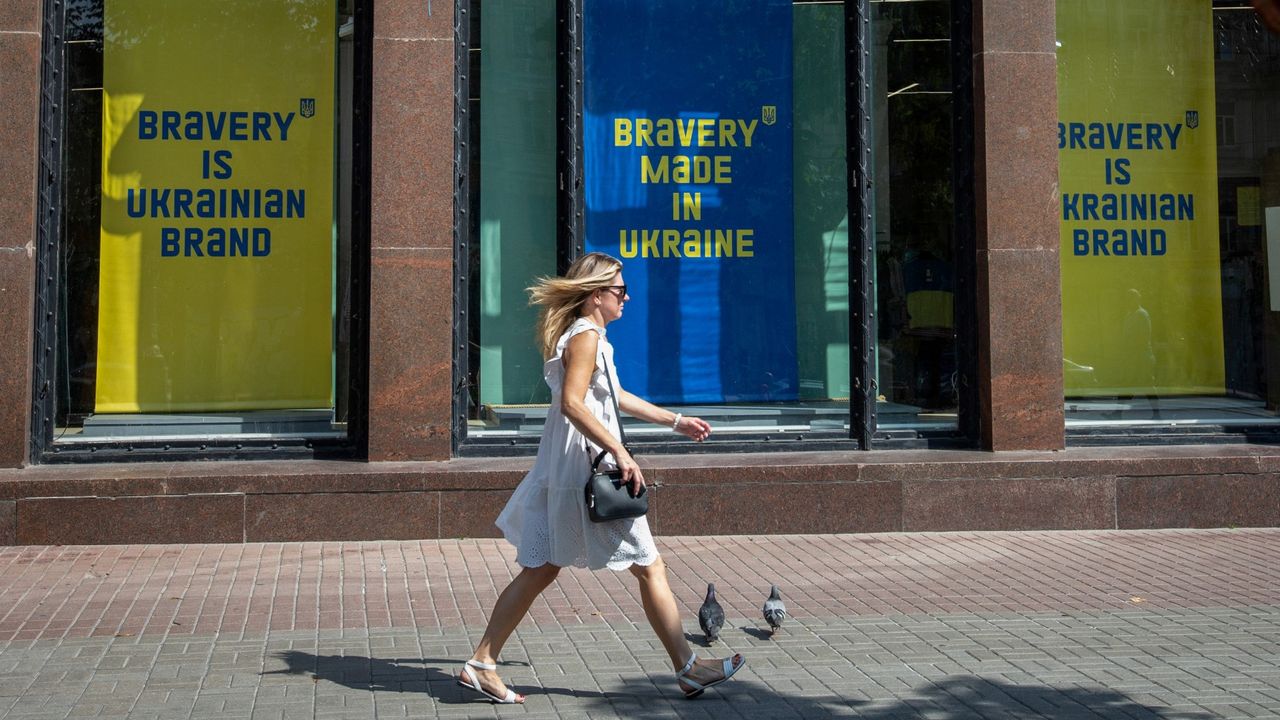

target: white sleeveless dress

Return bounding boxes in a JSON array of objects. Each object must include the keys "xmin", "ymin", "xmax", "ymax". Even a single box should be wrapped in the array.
[{"xmin": 495, "ymin": 318, "xmax": 659, "ymax": 571}]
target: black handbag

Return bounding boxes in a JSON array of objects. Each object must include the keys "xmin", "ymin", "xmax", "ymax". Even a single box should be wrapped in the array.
[{"xmin": 584, "ymin": 357, "xmax": 648, "ymax": 523}]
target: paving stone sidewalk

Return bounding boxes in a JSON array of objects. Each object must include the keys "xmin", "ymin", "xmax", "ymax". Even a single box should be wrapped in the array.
[{"xmin": 0, "ymin": 529, "xmax": 1278, "ymax": 719}]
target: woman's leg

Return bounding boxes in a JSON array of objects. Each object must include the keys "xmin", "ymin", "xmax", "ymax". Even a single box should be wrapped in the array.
[
  {"xmin": 462, "ymin": 563, "xmax": 561, "ymax": 697},
  {"xmin": 629, "ymin": 556, "xmax": 743, "ymax": 691},
  {"xmin": 629, "ymin": 556, "xmax": 690, "ymax": 668}
]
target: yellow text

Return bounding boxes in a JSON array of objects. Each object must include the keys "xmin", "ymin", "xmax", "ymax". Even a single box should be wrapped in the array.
[
  {"xmin": 615, "ymin": 117, "xmax": 759, "ymax": 148},
  {"xmin": 619, "ymin": 228, "xmax": 755, "ymax": 258},
  {"xmin": 642, "ymin": 155, "xmax": 732, "ymax": 184}
]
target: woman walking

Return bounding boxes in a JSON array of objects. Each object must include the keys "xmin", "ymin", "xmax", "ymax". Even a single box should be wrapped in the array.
[{"xmin": 458, "ymin": 252, "xmax": 746, "ymax": 703}]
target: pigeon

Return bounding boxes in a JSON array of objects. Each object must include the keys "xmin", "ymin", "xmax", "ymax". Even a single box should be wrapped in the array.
[
  {"xmin": 698, "ymin": 583, "xmax": 724, "ymax": 643},
  {"xmin": 763, "ymin": 584, "xmax": 786, "ymax": 634}
]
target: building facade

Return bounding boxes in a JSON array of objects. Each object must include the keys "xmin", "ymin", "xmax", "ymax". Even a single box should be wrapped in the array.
[{"xmin": 1, "ymin": 0, "xmax": 1278, "ymax": 545}]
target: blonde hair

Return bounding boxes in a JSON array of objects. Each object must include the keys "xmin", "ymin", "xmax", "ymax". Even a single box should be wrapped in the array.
[{"xmin": 528, "ymin": 252, "xmax": 623, "ymax": 358}]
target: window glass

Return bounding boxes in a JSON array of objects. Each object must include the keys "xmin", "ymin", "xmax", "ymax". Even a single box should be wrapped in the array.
[
  {"xmin": 468, "ymin": 0, "xmax": 854, "ymax": 439},
  {"xmin": 795, "ymin": 2, "xmax": 852, "ymax": 425},
  {"xmin": 54, "ymin": 0, "xmax": 355, "ymax": 444},
  {"xmin": 466, "ymin": 0, "xmax": 964, "ymax": 441},
  {"xmin": 466, "ymin": 0, "xmax": 559, "ymax": 436},
  {"xmin": 871, "ymin": 0, "xmax": 959, "ymax": 430},
  {"xmin": 1058, "ymin": 0, "xmax": 1280, "ymax": 428}
]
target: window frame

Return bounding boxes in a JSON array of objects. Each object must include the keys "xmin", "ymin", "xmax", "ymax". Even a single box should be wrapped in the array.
[
  {"xmin": 452, "ymin": 0, "xmax": 978, "ymax": 455},
  {"xmin": 30, "ymin": 0, "xmax": 374, "ymax": 464}
]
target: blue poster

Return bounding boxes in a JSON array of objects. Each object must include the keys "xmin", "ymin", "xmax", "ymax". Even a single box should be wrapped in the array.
[{"xmin": 583, "ymin": 0, "xmax": 797, "ymax": 404}]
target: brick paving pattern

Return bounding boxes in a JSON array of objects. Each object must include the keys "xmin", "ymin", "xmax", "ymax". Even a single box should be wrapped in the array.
[{"xmin": 0, "ymin": 529, "xmax": 1277, "ymax": 718}]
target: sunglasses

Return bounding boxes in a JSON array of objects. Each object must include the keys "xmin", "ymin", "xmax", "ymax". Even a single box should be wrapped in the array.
[{"xmin": 602, "ymin": 284, "xmax": 627, "ymax": 298}]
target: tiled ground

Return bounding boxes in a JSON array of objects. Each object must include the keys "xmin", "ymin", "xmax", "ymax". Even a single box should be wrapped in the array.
[{"xmin": 0, "ymin": 530, "xmax": 1278, "ymax": 718}]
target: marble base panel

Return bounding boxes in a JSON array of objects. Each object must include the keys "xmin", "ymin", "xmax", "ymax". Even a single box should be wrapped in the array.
[
  {"xmin": 2, "ymin": 446, "xmax": 1279, "ymax": 544},
  {"xmin": 653, "ymin": 481, "xmax": 901, "ymax": 536},
  {"xmin": 246, "ymin": 492, "xmax": 441, "ymax": 542},
  {"xmin": 15, "ymin": 494, "xmax": 244, "ymax": 545},
  {"xmin": 1117, "ymin": 474, "xmax": 1280, "ymax": 530},
  {"xmin": 903, "ymin": 476, "xmax": 1115, "ymax": 532},
  {"xmin": 439, "ymin": 489, "xmax": 510, "ymax": 539},
  {"xmin": 0, "ymin": 500, "xmax": 13, "ymax": 545}
]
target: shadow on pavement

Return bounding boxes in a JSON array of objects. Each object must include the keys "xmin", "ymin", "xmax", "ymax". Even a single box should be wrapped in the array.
[
  {"xmin": 583, "ymin": 673, "xmax": 1219, "ymax": 719},
  {"xmin": 683, "ymin": 631, "xmax": 714, "ymax": 647},
  {"xmin": 266, "ymin": 651, "xmax": 1217, "ymax": 718},
  {"xmin": 687, "ymin": 627, "xmax": 774, "ymax": 644},
  {"xmin": 266, "ymin": 651, "xmax": 607, "ymax": 705}
]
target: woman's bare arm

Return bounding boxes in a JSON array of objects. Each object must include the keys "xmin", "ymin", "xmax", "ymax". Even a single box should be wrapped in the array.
[
  {"xmin": 561, "ymin": 331, "xmax": 645, "ymax": 487},
  {"xmin": 618, "ymin": 390, "xmax": 712, "ymax": 442}
]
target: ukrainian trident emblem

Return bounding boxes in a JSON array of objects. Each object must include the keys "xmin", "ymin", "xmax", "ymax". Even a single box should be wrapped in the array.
[
  {"xmin": 1186, "ymin": 110, "xmax": 1199, "ymax": 129},
  {"xmin": 301, "ymin": 98, "xmax": 316, "ymax": 119},
  {"xmin": 762, "ymin": 105, "xmax": 777, "ymax": 126}
]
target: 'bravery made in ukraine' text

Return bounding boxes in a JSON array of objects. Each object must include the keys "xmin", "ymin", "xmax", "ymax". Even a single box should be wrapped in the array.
[{"xmin": 612, "ymin": 115, "xmax": 763, "ymax": 259}]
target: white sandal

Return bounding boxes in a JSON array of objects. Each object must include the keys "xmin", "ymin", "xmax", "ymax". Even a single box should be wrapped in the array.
[
  {"xmin": 677, "ymin": 652, "xmax": 746, "ymax": 699},
  {"xmin": 458, "ymin": 659, "xmax": 525, "ymax": 704}
]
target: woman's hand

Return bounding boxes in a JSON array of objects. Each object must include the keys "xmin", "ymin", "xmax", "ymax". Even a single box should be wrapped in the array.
[
  {"xmin": 675, "ymin": 416, "xmax": 712, "ymax": 442},
  {"xmin": 616, "ymin": 449, "xmax": 646, "ymax": 495}
]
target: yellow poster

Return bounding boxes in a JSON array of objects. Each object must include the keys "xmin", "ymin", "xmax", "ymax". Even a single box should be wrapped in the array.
[
  {"xmin": 1058, "ymin": 0, "xmax": 1225, "ymax": 396},
  {"xmin": 97, "ymin": 0, "xmax": 335, "ymax": 412}
]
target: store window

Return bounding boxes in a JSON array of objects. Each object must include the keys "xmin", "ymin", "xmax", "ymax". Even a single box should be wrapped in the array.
[
  {"xmin": 35, "ymin": 0, "xmax": 366, "ymax": 458},
  {"xmin": 461, "ymin": 0, "xmax": 969, "ymax": 449},
  {"xmin": 1059, "ymin": 0, "xmax": 1280, "ymax": 432}
]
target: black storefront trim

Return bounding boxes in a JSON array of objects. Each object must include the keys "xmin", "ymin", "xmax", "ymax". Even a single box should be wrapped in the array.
[
  {"xmin": 30, "ymin": 0, "xmax": 64, "ymax": 465},
  {"xmin": 556, "ymin": 0, "xmax": 586, "ymax": 272},
  {"xmin": 847, "ymin": 0, "xmax": 875, "ymax": 449},
  {"xmin": 451, "ymin": 0, "xmax": 474, "ymax": 456},
  {"xmin": 31, "ymin": 0, "xmax": 373, "ymax": 464},
  {"xmin": 349, "ymin": 0, "xmax": 374, "ymax": 460},
  {"xmin": 951, "ymin": 0, "xmax": 979, "ymax": 445}
]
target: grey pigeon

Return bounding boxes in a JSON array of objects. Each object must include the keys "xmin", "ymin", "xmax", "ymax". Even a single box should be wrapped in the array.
[
  {"xmin": 763, "ymin": 584, "xmax": 786, "ymax": 634},
  {"xmin": 698, "ymin": 583, "xmax": 724, "ymax": 643}
]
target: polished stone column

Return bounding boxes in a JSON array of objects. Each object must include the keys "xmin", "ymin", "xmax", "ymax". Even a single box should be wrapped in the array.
[
  {"xmin": 972, "ymin": 0, "xmax": 1065, "ymax": 450},
  {"xmin": 367, "ymin": 0, "xmax": 457, "ymax": 460},
  {"xmin": 0, "ymin": 1, "xmax": 41, "ymax": 468}
]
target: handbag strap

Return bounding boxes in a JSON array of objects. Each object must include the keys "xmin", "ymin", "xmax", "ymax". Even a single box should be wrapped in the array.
[{"xmin": 589, "ymin": 347, "xmax": 628, "ymax": 472}]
